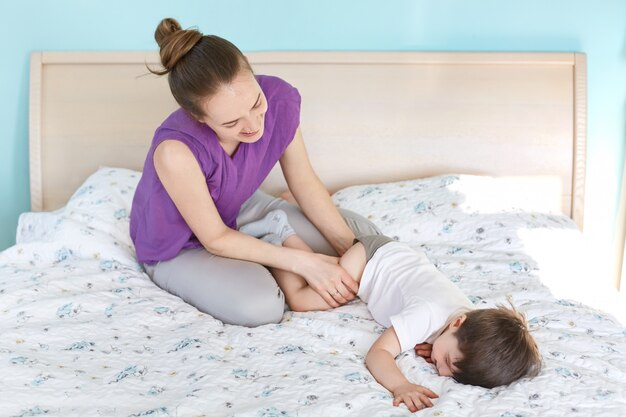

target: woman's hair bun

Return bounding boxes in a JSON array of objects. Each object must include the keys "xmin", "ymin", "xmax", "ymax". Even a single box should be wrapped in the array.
[
  {"xmin": 154, "ymin": 18, "xmax": 183, "ymax": 48},
  {"xmin": 152, "ymin": 17, "xmax": 203, "ymax": 74}
]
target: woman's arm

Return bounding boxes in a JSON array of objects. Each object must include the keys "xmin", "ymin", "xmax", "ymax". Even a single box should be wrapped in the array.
[
  {"xmin": 279, "ymin": 128, "xmax": 356, "ymax": 255},
  {"xmin": 366, "ymin": 327, "xmax": 439, "ymax": 412},
  {"xmin": 153, "ymin": 140, "xmax": 353, "ymax": 307}
]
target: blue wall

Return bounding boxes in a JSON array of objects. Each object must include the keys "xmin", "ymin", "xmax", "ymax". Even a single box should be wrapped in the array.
[{"xmin": 2, "ymin": 0, "xmax": 625, "ymax": 273}]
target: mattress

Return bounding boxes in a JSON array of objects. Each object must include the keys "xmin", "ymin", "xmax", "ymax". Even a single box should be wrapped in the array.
[{"xmin": 1, "ymin": 168, "xmax": 624, "ymax": 416}]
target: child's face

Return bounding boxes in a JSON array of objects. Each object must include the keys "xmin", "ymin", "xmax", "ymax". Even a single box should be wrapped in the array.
[{"xmin": 431, "ymin": 317, "xmax": 465, "ymax": 377}]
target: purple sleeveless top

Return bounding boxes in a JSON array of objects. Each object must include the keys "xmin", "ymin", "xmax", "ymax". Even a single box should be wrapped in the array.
[{"xmin": 130, "ymin": 75, "xmax": 301, "ymax": 264}]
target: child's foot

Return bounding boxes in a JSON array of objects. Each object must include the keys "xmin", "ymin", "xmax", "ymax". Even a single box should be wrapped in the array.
[{"xmin": 239, "ymin": 209, "xmax": 296, "ymax": 243}]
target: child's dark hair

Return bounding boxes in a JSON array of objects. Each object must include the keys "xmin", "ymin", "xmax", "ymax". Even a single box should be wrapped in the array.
[
  {"xmin": 452, "ymin": 305, "xmax": 542, "ymax": 388},
  {"xmin": 149, "ymin": 18, "xmax": 252, "ymax": 119}
]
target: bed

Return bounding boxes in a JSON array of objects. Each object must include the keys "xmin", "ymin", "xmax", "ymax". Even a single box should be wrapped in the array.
[{"xmin": 1, "ymin": 51, "xmax": 624, "ymax": 416}]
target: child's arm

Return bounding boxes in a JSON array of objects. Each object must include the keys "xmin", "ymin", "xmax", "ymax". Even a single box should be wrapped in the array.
[{"xmin": 366, "ymin": 327, "xmax": 439, "ymax": 412}]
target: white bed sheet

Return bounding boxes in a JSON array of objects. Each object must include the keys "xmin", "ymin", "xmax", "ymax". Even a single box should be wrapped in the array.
[{"xmin": 1, "ymin": 168, "xmax": 625, "ymax": 417}]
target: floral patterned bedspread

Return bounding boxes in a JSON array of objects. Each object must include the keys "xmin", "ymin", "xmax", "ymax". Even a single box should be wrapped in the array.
[{"xmin": 1, "ymin": 168, "xmax": 624, "ymax": 417}]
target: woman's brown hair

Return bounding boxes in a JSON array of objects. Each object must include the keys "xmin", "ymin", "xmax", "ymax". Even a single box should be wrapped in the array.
[{"xmin": 150, "ymin": 18, "xmax": 252, "ymax": 119}]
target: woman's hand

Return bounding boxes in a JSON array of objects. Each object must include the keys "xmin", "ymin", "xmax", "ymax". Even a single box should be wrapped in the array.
[
  {"xmin": 392, "ymin": 383, "xmax": 438, "ymax": 412},
  {"xmin": 414, "ymin": 343, "xmax": 433, "ymax": 363},
  {"xmin": 296, "ymin": 252, "xmax": 359, "ymax": 307}
]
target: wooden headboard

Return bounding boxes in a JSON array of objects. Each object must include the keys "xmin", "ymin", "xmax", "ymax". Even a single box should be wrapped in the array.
[{"xmin": 29, "ymin": 51, "xmax": 587, "ymax": 228}]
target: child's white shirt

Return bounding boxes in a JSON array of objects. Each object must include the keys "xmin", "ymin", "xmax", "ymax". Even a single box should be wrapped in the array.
[{"xmin": 357, "ymin": 241, "xmax": 474, "ymax": 352}]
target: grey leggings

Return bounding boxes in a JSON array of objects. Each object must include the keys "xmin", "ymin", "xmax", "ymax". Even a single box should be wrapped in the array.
[{"xmin": 144, "ymin": 190, "xmax": 381, "ymax": 327}]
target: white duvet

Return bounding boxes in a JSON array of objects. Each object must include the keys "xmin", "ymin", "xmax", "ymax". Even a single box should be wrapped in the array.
[{"xmin": 1, "ymin": 168, "xmax": 625, "ymax": 417}]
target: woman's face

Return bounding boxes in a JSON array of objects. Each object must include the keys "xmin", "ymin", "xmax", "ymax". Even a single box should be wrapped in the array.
[{"xmin": 200, "ymin": 70, "xmax": 268, "ymax": 152}]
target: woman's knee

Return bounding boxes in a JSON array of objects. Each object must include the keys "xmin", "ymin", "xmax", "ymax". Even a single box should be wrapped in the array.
[
  {"xmin": 150, "ymin": 250, "xmax": 285, "ymax": 327},
  {"xmin": 212, "ymin": 262, "xmax": 285, "ymax": 327},
  {"xmin": 227, "ymin": 288, "xmax": 285, "ymax": 327}
]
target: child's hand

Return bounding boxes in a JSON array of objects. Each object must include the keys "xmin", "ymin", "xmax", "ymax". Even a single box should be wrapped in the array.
[
  {"xmin": 414, "ymin": 343, "xmax": 433, "ymax": 363},
  {"xmin": 392, "ymin": 383, "xmax": 438, "ymax": 412}
]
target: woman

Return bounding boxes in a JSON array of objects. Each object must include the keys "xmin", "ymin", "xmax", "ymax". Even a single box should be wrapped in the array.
[{"xmin": 130, "ymin": 18, "xmax": 380, "ymax": 326}]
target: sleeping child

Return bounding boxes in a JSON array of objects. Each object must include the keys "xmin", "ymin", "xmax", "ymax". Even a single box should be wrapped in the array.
[{"xmin": 238, "ymin": 209, "xmax": 542, "ymax": 412}]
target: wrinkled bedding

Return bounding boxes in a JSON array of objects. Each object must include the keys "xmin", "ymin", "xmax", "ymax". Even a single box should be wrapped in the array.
[{"xmin": 1, "ymin": 168, "xmax": 624, "ymax": 417}]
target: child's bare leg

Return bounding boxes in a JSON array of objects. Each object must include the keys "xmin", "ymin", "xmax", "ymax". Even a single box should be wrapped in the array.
[
  {"xmin": 275, "ymin": 236, "xmax": 368, "ymax": 312},
  {"xmin": 240, "ymin": 209, "xmax": 367, "ymax": 312},
  {"xmin": 239, "ymin": 210, "xmax": 327, "ymax": 311},
  {"xmin": 272, "ymin": 234, "xmax": 334, "ymax": 312}
]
